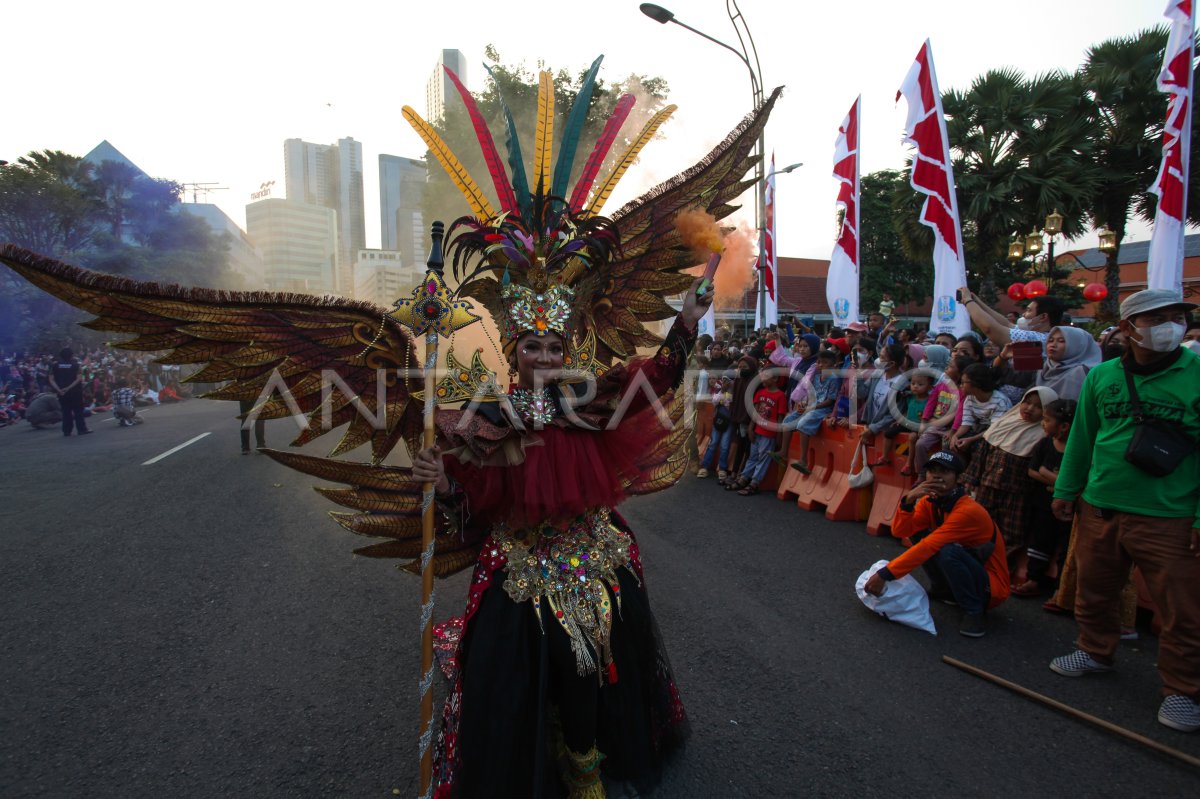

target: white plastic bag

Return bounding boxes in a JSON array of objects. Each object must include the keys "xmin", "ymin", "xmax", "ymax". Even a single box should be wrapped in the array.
[
  {"xmin": 847, "ymin": 439, "xmax": 874, "ymax": 488},
  {"xmin": 855, "ymin": 559, "xmax": 937, "ymax": 635}
]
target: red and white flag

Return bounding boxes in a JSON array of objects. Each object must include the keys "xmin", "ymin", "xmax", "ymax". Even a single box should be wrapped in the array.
[
  {"xmin": 897, "ymin": 40, "xmax": 969, "ymax": 336},
  {"xmin": 756, "ymin": 153, "xmax": 779, "ymax": 328},
  {"xmin": 1147, "ymin": 0, "xmax": 1195, "ymax": 292},
  {"xmin": 827, "ymin": 97, "xmax": 861, "ymax": 328}
]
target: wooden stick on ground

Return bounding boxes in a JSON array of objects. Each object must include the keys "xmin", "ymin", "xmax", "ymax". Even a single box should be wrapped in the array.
[{"xmin": 942, "ymin": 656, "xmax": 1200, "ymax": 770}]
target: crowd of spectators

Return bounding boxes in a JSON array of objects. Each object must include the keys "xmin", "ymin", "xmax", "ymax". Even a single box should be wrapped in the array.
[
  {"xmin": 690, "ymin": 289, "xmax": 1200, "ymax": 733},
  {"xmin": 0, "ymin": 348, "xmax": 190, "ymax": 429}
]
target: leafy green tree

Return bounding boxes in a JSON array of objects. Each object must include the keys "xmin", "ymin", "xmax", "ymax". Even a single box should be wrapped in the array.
[
  {"xmin": 892, "ymin": 67, "xmax": 1099, "ymax": 314},
  {"xmin": 0, "ymin": 151, "xmax": 100, "ymax": 256},
  {"xmin": 421, "ymin": 47, "xmax": 671, "ymax": 231},
  {"xmin": 857, "ymin": 169, "xmax": 932, "ymax": 312},
  {"xmin": 1078, "ymin": 26, "xmax": 1200, "ymax": 318}
]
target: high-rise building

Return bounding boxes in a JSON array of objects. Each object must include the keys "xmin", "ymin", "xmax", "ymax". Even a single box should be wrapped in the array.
[
  {"xmin": 426, "ymin": 49, "xmax": 468, "ymax": 123},
  {"xmin": 354, "ymin": 249, "xmax": 416, "ymax": 309},
  {"xmin": 179, "ymin": 203, "xmax": 266, "ymax": 290},
  {"xmin": 283, "ymin": 137, "xmax": 365, "ymax": 294},
  {"xmin": 378, "ymin": 155, "xmax": 428, "ymax": 268},
  {"xmin": 246, "ymin": 198, "xmax": 339, "ymax": 295}
]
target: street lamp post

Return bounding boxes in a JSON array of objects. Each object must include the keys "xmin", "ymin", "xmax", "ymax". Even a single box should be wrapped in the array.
[{"xmin": 639, "ymin": 2, "xmax": 771, "ymax": 326}]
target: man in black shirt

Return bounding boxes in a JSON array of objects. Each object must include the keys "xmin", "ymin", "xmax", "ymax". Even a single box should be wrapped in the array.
[{"xmin": 49, "ymin": 347, "xmax": 91, "ymax": 436}]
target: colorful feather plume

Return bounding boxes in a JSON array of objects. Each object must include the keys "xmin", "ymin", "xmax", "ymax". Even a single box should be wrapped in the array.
[
  {"xmin": 569, "ymin": 93, "xmax": 635, "ymax": 212},
  {"xmin": 485, "ymin": 63, "xmax": 532, "ymax": 220},
  {"xmin": 402, "ymin": 106, "xmax": 495, "ymax": 220},
  {"xmin": 552, "ymin": 55, "xmax": 604, "ymax": 199},
  {"xmin": 586, "ymin": 104, "xmax": 677, "ymax": 216},
  {"xmin": 533, "ymin": 70, "xmax": 555, "ymax": 195},
  {"xmin": 443, "ymin": 66, "xmax": 519, "ymax": 215}
]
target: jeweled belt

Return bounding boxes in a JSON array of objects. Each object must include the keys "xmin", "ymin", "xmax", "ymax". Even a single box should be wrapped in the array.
[{"xmin": 494, "ymin": 508, "xmax": 632, "ymax": 679}]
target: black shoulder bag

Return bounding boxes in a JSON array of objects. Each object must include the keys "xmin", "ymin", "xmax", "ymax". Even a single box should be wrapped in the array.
[{"xmin": 1122, "ymin": 366, "xmax": 1196, "ymax": 477}]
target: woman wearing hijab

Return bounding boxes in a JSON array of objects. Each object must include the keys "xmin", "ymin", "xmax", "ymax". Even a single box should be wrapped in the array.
[
  {"xmin": 1036, "ymin": 325, "xmax": 1101, "ymax": 401},
  {"xmin": 962, "ymin": 385, "xmax": 1060, "ymax": 585}
]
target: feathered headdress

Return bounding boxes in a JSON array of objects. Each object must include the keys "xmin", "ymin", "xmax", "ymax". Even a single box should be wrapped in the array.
[{"xmin": 402, "ymin": 55, "xmax": 781, "ymax": 364}]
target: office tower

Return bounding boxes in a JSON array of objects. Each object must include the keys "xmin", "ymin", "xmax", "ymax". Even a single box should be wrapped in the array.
[
  {"xmin": 283, "ymin": 137, "xmax": 365, "ymax": 294},
  {"xmin": 426, "ymin": 49, "xmax": 468, "ymax": 123},
  {"xmin": 179, "ymin": 203, "xmax": 266, "ymax": 289},
  {"xmin": 354, "ymin": 249, "xmax": 415, "ymax": 308},
  {"xmin": 378, "ymin": 154, "xmax": 428, "ymax": 268},
  {"xmin": 246, "ymin": 198, "xmax": 339, "ymax": 295}
]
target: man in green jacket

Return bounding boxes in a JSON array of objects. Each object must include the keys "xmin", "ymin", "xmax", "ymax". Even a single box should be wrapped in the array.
[{"xmin": 1049, "ymin": 289, "xmax": 1200, "ymax": 733}]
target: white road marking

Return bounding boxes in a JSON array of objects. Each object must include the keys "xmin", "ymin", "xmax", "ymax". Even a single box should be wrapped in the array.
[
  {"xmin": 142, "ymin": 432, "xmax": 211, "ymax": 465},
  {"xmin": 101, "ymin": 408, "xmax": 153, "ymax": 423}
]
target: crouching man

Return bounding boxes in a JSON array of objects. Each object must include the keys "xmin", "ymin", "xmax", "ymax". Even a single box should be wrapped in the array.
[{"xmin": 864, "ymin": 451, "xmax": 1010, "ymax": 637}]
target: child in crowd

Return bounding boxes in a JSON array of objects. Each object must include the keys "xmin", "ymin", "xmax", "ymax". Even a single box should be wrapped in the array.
[
  {"xmin": 789, "ymin": 349, "xmax": 842, "ymax": 475},
  {"xmin": 913, "ymin": 347, "xmax": 961, "ymax": 476},
  {"xmin": 728, "ymin": 369, "xmax": 786, "ymax": 495},
  {"xmin": 961, "ymin": 386, "xmax": 1059, "ymax": 586},
  {"xmin": 872, "ymin": 368, "xmax": 933, "ymax": 473},
  {"xmin": 697, "ymin": 367, "xmax": 735, "ymax": 480},
  {"xmin": 1013, "ymin": 399, "xmax": 1077, "ymax": 596},
  {"xmin": 947, "ymin": 362, "xmax": 1011, "ymax": 461}
]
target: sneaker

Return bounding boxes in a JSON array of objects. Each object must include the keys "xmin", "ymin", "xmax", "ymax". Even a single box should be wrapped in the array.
[
  {"xmin": 1120, "ymin": 627, "xmax": 1139, "ymax": 641},
  {"xmin": 717, "ymin": 470, "xmax": 729, "ymax": 483},
  {"xmin": 695, "ymin": 468, "xmax": 709, "ymax": 478},
  {"xmin": 959, "ymin": 613, "xmax": 986, "ymax": 638},
  {"xmin": 1157, "ymin": 695, "xmax": 1200, "ymax": 733},
  {"xmin": 1050, "ymin": 650, "xmax": 1113, "ymax": 677}
]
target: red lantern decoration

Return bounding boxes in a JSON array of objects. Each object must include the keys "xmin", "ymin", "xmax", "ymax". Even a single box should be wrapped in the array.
[
  {"xmin": 1006, "ymin": 282, "xmax": 1026, "ymax": 301},
  {"xmin": 1024, "ymin": 280, "xmax": 1048, "ymax": 298},
  {"xmin": 1082, "ymin": 282, "xmax": 1108, "ymax": 302}
]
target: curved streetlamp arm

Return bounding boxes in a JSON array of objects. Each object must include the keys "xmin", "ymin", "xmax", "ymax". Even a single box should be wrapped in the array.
[{"xmin": 727, "ymin": 0, "xmax": 764, "ymax": 104}]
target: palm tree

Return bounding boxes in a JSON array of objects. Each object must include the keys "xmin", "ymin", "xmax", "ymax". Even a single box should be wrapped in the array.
[
  {"xmin": 897, "ymin": 68, "xmax": 1099, "ymax": 302},
  {"xmin": 1080, "ymin": 26, "xmax": 1169, "ymax": 318}
]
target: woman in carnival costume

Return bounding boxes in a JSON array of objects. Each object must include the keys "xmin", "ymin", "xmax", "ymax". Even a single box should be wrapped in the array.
[{"xmin": 0, "ymin": 56, "xmax": 780, "ymax": 798}]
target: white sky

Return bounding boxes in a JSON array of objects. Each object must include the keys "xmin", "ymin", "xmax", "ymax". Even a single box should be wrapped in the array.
[{"xmin": 4, "ymin": 0, "xmax": 1168, "ymax": 260}]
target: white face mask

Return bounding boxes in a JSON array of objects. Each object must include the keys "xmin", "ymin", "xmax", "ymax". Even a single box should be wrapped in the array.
[
  {"xmin": 1184, "ymin": 339, "xmax": 1200, "ymax": 355},
  {"xmin": 918, "ymin": 359, "xmax": 929, "ymax": 369},
  {"xmin": 874, "ymin": 358, "xmax": 886, "ymax": 369},
  {"xmin": 1015, "ymin": 316, "xmax": 1032, "ymax": 330},
  {"xmin": 1132, "ymin": 321, "xmax": 1186, "ymax": 353}
]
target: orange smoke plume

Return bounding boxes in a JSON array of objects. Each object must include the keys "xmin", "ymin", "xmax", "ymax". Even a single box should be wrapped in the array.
[
  {"xmin": 711, "ymin": 223, "xmax": 756, "ymax": 310},
  {"xmin": 674, "ymin": 208, "xmax": 724, "ymax": 255}
]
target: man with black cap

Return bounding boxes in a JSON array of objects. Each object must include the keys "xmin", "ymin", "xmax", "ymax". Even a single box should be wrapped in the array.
[
  {"xmin": 1049, "ymin": 288, "xmax": 1200, "ymax": 733},
  {"xmin": 864, "ymin": 450, "xmax": 1011, "ymax": 637}
]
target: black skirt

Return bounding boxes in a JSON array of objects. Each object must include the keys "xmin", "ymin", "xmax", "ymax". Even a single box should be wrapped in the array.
[{"xmin": 451, "ymin": 564, "xmax": 687, "ymax": 798}]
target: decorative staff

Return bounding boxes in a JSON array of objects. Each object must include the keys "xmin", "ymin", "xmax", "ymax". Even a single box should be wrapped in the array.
[{"xmin": 387, "ymin": 221, "xmax": 480, "ymax": 798}]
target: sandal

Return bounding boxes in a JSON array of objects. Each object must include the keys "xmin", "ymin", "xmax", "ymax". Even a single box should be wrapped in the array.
[
  {"xmin": 1042, "ymin": 599, "xmax": 1072, "ymax": 616},
  {"xmin": 868, "ymin": 457, "xmax": 890, "ymax": 468},
  {"xmin": 900, "ymin": 465, "xmax": 916, "ymax": 477},
  {"xmin": 1011, "ymin": 579, "xmax": 1042, "ymax": 597},
  {"xmin": 789, "ymin": 461, "xmax": 811, "ymax": 475},
  {"xmin": 737, "ymin": 482, "xmax": 760, "ymax": 496},
  {"xmin": 726, "ymin": 477, "xmax": 749, "ymax": 491}
]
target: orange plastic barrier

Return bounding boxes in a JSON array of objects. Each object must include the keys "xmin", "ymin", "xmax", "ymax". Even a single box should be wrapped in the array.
[
  {"xmin": 781, "ymin": 424, "xmax": 872, "ymax": 521},
  {"xmin": 865, "ymin": 431, "xmax": 918, "ymax": 536},
  {"xmin": 775, "ymin": 432, "xmax": 808, "ymax": 501}
]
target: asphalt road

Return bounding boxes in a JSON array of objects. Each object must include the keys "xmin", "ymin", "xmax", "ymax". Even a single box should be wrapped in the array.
[{"xmin": 1, "ymin": 400, "xmax": 1197, "ymax": 798}]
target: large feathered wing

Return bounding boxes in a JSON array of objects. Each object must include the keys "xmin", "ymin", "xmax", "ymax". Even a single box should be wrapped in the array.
[
  {"xmin": 623, "ymin": 389, "xmax": 693, "ymax": 496},
  {"xmin": 581, "ymin": 87, "xmax": 783, "ymax": 362},
  {"xmin": 0, "ymin": 244, "xmax": 425, "ymax": 464}
]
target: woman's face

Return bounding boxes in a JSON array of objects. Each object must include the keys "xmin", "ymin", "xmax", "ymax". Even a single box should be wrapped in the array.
[
  {"xmin": 1019, "ymin": 392, "xmax": 1045, "ymax": 423},
  {"xmin": 952, "ymin": 341, "xmax": 978, "ymax": 361},
  {"xmin": 1045, "ymin": 329, "xmax": 1067, "ymax": 363},
  {"xmin": 513, "ymin": 332, "xmax": 565, "ymax": 388},
  {"xmin": 983, "ymin": 341, "xmax": 999, "ymax": 359},
  {"xmin": 797, "ymin": 340, "xmax": 812, "ymax": 359}
]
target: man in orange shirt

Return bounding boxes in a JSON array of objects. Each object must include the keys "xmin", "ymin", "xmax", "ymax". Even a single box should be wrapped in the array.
[{"xmin": 864, "ymin": 451, "xmax": 1010, "ymax": 637}]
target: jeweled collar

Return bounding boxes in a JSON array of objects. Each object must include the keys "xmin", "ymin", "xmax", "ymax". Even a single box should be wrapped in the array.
[{"xmin": 508, "ymin": 385, "xmax": 561, "ymax": 426}]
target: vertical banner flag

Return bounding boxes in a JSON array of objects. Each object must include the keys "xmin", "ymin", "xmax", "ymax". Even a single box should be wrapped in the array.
[
  {"xmin": 756, "ymin": 154, "xmax": 779, "ymax": 329},
  {"xmin": 897, "ymin": 40, "xmax": 969, "ymax": 336},
  {"xmin": 1147, "ymin": 0, "xmax": 1195, "ymax": 292},
  {"xmin": 827, "ymin": 97, "xmax": 861, "ymax": 328}
]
